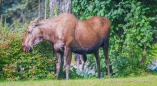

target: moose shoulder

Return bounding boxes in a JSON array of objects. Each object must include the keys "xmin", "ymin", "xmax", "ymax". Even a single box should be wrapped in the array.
[{"xmin": 22, "ymin": 12, "xmax": 111, "ymax": 79}]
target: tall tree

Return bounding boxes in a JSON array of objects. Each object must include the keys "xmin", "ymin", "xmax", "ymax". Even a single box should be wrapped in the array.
[
  {"xmin": 59, "ymin": 0, "xmax": 72, "ymax": 13},
  {"xmin": 44, "ymin": 0, "xmax": 47, "ymax": 19},
  {"xmin": 49, "ymin": 0, "xmax": 59, "ymax": 17},
  {"xmin": 38, "ymin": 0, "xmax": 41, "ymax": 17},
  {"xmin": 49, "ymin": 0, "xmax": 72, "ymax": 17}
]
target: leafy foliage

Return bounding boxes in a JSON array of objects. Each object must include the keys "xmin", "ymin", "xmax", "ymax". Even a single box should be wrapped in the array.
[
  {"xmin": 0, "ymin": 20, "xmax": 56, "ymax": 81},
  {"xmin": 73, "ymin": 0, "xmax": 157, "ymax": 77}
]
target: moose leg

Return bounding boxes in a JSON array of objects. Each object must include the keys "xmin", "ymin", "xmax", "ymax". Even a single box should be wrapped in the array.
[
  {"xmin": 55, "ymin": 51, "xmax": 62, "ymax": 79},
  {"xmin": 94, "ymin": 50, "xmax": 101, "ymax": 78},
  {"xmin": 64, "ymin": 47, "xmax": 72, "ymax": 80},
  {"xmin": 75, "ymin": 54, "xmax": 80, "ymax": 71},
  {"xmin": 80, "ymin": 54, "xmax": 87, "ymax": 71},
  {"xmin": 80, "ymin": 56, "xmax": 85, "ymax": 71},
  {"xmin": 103, "ymin": 38, "xmax": 111, "ymax": 76},
  {"xmin": 76, "ymin": 59, "xmax": 80, "ymax": 71}
]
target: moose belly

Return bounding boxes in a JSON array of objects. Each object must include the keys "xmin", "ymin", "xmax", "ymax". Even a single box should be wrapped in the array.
[{"xmin": 71, "ymin": 41, "xmax": 102, "ymax": 54}]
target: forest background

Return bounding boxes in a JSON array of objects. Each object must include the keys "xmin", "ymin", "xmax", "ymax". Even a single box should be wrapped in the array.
[{"xmin": 0, "ymin": 0, "xmax": 157, "ymax": 81}]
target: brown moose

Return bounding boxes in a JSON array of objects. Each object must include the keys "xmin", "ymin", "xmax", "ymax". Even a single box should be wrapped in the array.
[{"xmin": 22, "ymin": 13, "xmax": 111, "ymax": 79}]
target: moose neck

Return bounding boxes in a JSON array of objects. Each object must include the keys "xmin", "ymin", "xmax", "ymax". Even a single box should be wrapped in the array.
[{"xmin": 38, "ymin": 19, "xmax": 57, "ymax": 43}]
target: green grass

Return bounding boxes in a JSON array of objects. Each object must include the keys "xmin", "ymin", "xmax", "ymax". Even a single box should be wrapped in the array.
[{"xmin": 0, "ymin": 75, "xmax": 157, "ymax": 86}]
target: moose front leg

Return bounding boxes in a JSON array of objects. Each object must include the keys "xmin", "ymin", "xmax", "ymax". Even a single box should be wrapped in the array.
[
  {"xmin": 64, "ymin": 47, "xmax": 72, "ymax": 80},
  {"xmin": 55, "ymin": 51, "xmax": 62, "ymax": 79}
]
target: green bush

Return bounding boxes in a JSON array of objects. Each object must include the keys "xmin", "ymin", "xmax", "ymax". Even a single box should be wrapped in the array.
[
  {"xmin": 73, "ymin": 0, "xmax": 156, "ymax": 77},
  {"xmin": 0, "ymin": 21, "xmax": 56, "ymax": 81}
]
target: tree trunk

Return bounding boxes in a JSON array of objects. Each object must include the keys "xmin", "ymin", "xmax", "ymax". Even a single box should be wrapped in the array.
[
  {"xmin": 141, "ymin": 56, "xmax": 146, "ymax": 66},
  {"xmin": 20, "ymin": 10, "xmax": 25, "ymax": 23},
  {"xmin": 38, "ymin": 0, "xmax": 41, "ymax": 17},
  {"xmin": 49, "ymin": 0, "xmax": 72, "ymax": 17},
  {"xmin": 59, "ymin": 0, "xmax": 72, "ymax": 13},
  {"xmin": 49, "ymin": 0, "xmax": 59, "ymax": 17},
  {"xmin": 141, "ymin": 44, "xmax": 147, "ymax": 66},
  {"xmin": 44, "ymin": 0, "xmax": 47, "ymax": 19}
]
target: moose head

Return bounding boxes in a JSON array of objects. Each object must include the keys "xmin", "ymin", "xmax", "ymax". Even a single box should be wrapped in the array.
[{"xmin": 22, "ymin": 17, "xmax": 43, "ymax": 52}]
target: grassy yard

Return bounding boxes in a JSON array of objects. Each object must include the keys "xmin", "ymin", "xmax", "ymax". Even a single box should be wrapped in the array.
[{"xmin": 0, "ymin": 75, "xmax": 157, "ymax": 86}]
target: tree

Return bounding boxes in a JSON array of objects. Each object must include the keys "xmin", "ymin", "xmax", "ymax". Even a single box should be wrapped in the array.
[
  {"xmin": 49, "ymin": 0, "xmax": 72, "ymax": 17},
  {"xmin": 49, "ymin": 0, "xmax": 59, "ymax": 17},
  {"xmin": 59, "ymin": 0, "xmax": 72, "ymax": 13}
]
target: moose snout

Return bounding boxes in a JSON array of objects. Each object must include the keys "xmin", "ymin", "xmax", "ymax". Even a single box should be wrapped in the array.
[{"xmin": 22, "ymin": 45, "xmax": 33, "ymax": 52}]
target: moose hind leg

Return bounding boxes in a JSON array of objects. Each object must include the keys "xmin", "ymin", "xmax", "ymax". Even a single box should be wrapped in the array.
[
  {"xmin": 80, "ymin": 54, "xmax": 86, "ymax": 71},
  {"xmin": 75, "ymin": 54, "xmax": 80, "ymax": 71},
  {"xmin": 103, "ymin": 38, "xmax": 111, "ymax": 76},
  {"xmin": 94, "ymin": 50, "xmax": 101, "ymax": 78}
]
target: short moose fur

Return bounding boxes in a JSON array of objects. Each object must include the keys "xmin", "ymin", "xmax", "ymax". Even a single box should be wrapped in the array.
[{"xmin": 22, "ymin": 13, "xmax": 111, "ymax": 79}]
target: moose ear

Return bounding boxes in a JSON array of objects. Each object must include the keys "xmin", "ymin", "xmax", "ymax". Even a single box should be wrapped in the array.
[
  {"xmin": 33, "ymin": 17, "xmax": 42, "ymax": 27},
  {"xmin": 33, "ymin": 17, "xmax": 41, "ymax": 23}
]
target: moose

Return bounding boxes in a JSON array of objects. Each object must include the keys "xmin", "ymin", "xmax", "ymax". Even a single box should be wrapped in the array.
[{"xmin": 22, "ymin": 12, "xmax": 111, "ymax": 79}]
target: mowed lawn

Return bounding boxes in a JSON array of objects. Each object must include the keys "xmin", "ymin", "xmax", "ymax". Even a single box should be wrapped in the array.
[{"xmin": 0, "ymin": 75, "xmax": 157, "ymax": 86}]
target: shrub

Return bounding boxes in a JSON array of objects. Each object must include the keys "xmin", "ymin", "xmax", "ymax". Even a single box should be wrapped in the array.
[
  {"xmin": 0, "ymin": 20, "xmax": 56, "ymax": 81},
  {"xmin": 73, "ymin": 0, "xmax": 156, "ymax": 77}
]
